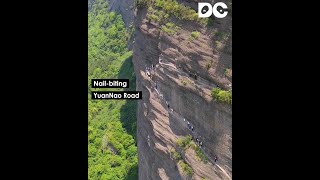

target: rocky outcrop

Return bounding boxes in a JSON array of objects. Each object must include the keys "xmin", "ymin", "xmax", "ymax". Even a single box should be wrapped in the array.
[{"xmin": 108, "ymin": 0, "xmax": 135, "ymax": 27}]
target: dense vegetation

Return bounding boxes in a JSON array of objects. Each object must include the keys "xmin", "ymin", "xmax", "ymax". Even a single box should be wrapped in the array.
[
  {"xmin": 176, "ymin": 135, "xmax": 192, "ymax": 150},
  {"xmin": 170, "ymin": 148, "xmax": 182, "ymax": 161},
  {"xmin": 88, "ymin": 0, "xmax": 137, "ymax": 179},
  {"xmin": 154, "ymin": 0, "xmax": 199, "ymax": 21},
  {"xmin": 176, "ymin": 135, "xmax": 207, "ymax": 163},
  {"xmin": 139, "ymin": 0, "xmax": 208, "ymax": 26},
  {"xmin": 172, "ymin": 136, "xmax": 207, "ymax": 176},
  {"xmin": 211, "ymin": 87, "xmax": 232, "ymax": 104},
  {"xmin": 169, "ymin": 146, "xmax": 194, "ymax": 176},
  {"xmin": 179, "ymin": 161, "xmax": 194, "ymax": 176},
  {"xmin": 161, "ymin": 22, "xmax": 180, "ymax": 35}
]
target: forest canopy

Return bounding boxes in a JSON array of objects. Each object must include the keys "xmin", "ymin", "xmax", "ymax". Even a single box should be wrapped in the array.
[{"xmin": 88, "ymin": 0, "xmax": 137, "ymax": 179}]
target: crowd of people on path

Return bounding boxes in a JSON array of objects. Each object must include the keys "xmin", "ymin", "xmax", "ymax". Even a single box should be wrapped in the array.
[
  {"xmin": 144, "ymin": 60, "xmax": 220, "ymax": 164},
  {"xmin": 184, "ymin": 118, "xmax": 204, "ymax": 148},
  {"xmin": 145, "ymin": 64, "xmax": 156, "ymax": 79}
]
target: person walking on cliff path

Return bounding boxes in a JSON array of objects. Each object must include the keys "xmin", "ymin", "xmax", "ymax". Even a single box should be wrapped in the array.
[
  {"xmin": 165, "ymin": 101, "xmax": 170, "ymax": 109},
  {"xmin": 146, "ymin": 71, "xmax": 150, "ymax": 77},
  {"xmin": 214, "ymin": 156, "xmax": 218, "ymax": 163}
]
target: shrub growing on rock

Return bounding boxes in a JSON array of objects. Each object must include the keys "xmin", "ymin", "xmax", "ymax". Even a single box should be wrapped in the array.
[{"xmin": 211, "ymin": 87, "xmax": 232, "ymax": 104}]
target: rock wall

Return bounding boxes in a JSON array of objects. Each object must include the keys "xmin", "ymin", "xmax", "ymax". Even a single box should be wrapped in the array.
[
  {"xmin": 108, "ymin": 0, "xmax": 135, "ymax": 27},
  {"xmin": 132, "ymin": 1, "xmax": 232, "ymax": 179},
  {"xmin": 104, "ymin": 0, "xmax": 233, "ymax": 179}
]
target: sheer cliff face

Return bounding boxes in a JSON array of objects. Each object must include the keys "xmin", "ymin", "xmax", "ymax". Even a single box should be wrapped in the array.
[
  {"xmin": 133, "ymin": 3, "xmax": 232, "ymax": 180},
  {"xmin": 115, "ymin": 0, "xmax": 232, "ymax": 179},
  {"xmin": 108, "ymin": 0, "xmax": 134, "ymax": 27}
]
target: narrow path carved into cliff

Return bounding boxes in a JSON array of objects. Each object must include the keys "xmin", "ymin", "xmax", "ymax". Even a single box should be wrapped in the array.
[
  {"xmin": 144, "ymin": 65, "xmax": 232, "ymax": 179},
  {"xmin": 167, "ymin": 107, "xmax": 232, "ymax": 180},
  {"xmin": 158, "ymin": 56, "xmax": 224, "ymax": 91},
  {"xmin": 216, "ymin": 164, "xmax": 232, "ymax": 180}
]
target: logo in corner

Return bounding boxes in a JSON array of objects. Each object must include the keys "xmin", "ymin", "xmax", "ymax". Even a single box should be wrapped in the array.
[{"xmin": 198, "ymin": 2, "xmax": 228, "ymax": 18}]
